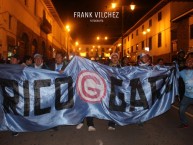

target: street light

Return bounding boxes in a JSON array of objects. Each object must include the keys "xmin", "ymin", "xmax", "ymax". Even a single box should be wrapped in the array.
[
  {"xmin": 111, "ymin": 1, "xmax": 135, "ymax": 59},
  {"xmin": 143, "ymin": 28, "xmax": 150, "ymax": 51},
  {"xmin": 96, "ymin": 36, "xmax": 108, "ymax": 41},
  {"xmin": 75, "ymin": 41, "xmax": 79, "ymax": 46}
]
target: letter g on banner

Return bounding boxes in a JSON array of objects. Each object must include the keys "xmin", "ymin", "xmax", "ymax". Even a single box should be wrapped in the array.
[{"xmin": 76, "ymin": 70, "xmax": 107, "ymax": 103}]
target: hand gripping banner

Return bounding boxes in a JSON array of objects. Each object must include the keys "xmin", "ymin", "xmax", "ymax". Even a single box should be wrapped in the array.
[{"xmin": 0, "ymin": 56, "xmax": 178, "ymax": 132}]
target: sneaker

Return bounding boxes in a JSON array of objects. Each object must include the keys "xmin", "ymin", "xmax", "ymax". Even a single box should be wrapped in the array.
[
  {"xmin": 178, "ymin": 124, "xmax": 189, "ymax": 128},
  {"xmin": 76, "ymin": 123, "xmax": 84, "ymax": 129},
  {"xmin": 12, "ymin": 132, "xmax": 19, "ymax": 136},
  {"xmin": 108, "ymin": 126, "xmax": 115, "ymax": 131},
  {"xmin": 88, "ymin": 126, "xmax": 96, "ymax": 131}
]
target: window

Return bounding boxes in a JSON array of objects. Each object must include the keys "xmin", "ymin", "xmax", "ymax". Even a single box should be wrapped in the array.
[
  {"xmin": 158, "ymin": 33, "xmax": 162, "ymax": 47},
  {"xmin": 131, "ymin": 46, "xmax": 133, "ymax": 53},
  {"xmin": 142, "ymin": 41, "xmax": 144, "ymax": 50},
  {"xmin": 136, "ymin": 29, "xmax": 138, "ymax": 36},
  {"xmin": 149, "ymin": 19, "xmax": 152, "ymax": 27},
  {"xmin": 149, "ymin": 37, "xmax": 152, "ymax": 50},
  {"xmin": 136, "ymin": 44, "xmax": 138, "ymax": 51},
  {"xmin": 9, "ymin": 14, "xmax": 12, "ymax": 29},
  {"xmin": 158, "ymin": 12, "xmax": 162, "ymax": 21},
  {"xmin": 190, "ymin": 24, "xmax": 193, "ymax": 39},
  {"xmin": 132, "ymin": 33, "xmax": 133, "ymax": 39},
  {"xmin": 171, "ymin": 29, "xmax": 177, "ymax": 40},
  {"xmin": 128, "ymin": 35, "xmax": 129, "ymax": 41},
  {"xmin": 142, "ymin": 25, "xmax": 144, "ymax": 31}
]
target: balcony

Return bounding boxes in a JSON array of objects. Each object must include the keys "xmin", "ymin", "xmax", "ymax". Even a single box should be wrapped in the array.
[{"xmin": 40, "ymin": 18, "xmax": 52, "ymax": 34}]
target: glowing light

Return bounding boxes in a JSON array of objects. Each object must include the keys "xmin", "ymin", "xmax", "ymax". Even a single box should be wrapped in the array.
[
  {"xmin": 66, "ymin": 25, "xmax": 70, "ymax": 32},
  {"xmin": 80, "ymin": 52, "xmax": 86, "ymax": 57},
  {"xmin": 118, "ymin": 43, "xmax": 122, "ymax": 47},
  {"xmin": 130, "ymin": 2, "xmax": 136, "ymax": 11},
  {"xmin": 145, "ymin": 47, "xmax": 149, "ymax": 51},
  {"xmin": 111, "ymin": 3, "xmax": 117, "ymax": 9},
  {"xmin": 75, "ymin": 41, "xmax": 79, "ymax": 46}
]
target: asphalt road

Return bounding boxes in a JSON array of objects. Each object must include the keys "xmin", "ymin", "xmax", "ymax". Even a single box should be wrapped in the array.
[{"xmin": 0, "ymin": 104, "xmax": 192, "ymax": 145}]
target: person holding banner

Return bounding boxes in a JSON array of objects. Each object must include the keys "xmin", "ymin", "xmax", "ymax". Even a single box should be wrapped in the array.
[
  {"xmin": 179, "ymin": 57, "xmax": 193, "ymax": 128},
  {"xmin": 9, "ymin": 54, "xmax": 20, "ymax": 136},
  {"xmin": 121, "ymin": 56, "xmax": 130, "ymax": 67},
  {"xmin": 109, "ymin": 53, "xmax": 121, "ymax": 67},
  {"xmin": 48, "ymin": 51, "xmax": 68, "ymax": 131},
  {"xmin": 76, "ymin": 117, "xmax": 96, "ymax": 131},
  {"xmin": 21, "ymin": 55, "xmax": 33, "ymax": 67},
  {"xmin": 10, "ymin": 54, "xmax": 20, "ymax": 65},
  {"xmin": 108, "ymin": 52, "xmax": 121, "ymax": 130},
  {"xmin": 31, "ymin": 53, "xmax": 49, "ymax": 69},
  {"xmin": 49, "ymin": 51, "xmax": 67, "ymax": 73},
  {"xmin": 137, "ymin": 52, "xmax": 153, "ymax": 67}
]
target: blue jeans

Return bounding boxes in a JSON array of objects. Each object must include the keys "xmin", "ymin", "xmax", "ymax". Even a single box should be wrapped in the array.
[{"xmin": 179, "ymin": 96, "xmax": 193, "ymax": 125}]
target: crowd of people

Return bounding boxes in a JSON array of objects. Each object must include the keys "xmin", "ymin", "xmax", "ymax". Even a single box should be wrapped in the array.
[{"xmin": 0, "ymin": 49, "xmax": 193, "ymax": 136}]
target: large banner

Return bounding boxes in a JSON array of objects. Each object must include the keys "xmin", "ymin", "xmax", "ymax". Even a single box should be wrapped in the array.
[{"xmin": 0, "ymin": 56, "xmax": 178, "ymax": 132}]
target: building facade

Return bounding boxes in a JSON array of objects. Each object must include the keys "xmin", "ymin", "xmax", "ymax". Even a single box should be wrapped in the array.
[
  {"xmin": 78, "ymin": 44, "xmax": 112, "ymax": 60},
  {"xmin": 112, "ymin": 0, "xmax": 193, "ymax": 63},
  {"xmin": 0, "ymin": 0, "xmax": 70, "ymax": 61}
]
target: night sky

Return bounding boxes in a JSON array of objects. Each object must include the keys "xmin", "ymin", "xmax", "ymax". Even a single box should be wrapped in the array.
[{"xmin": 51, "ymin": 0, "xmax": 161, "ymax": 44}]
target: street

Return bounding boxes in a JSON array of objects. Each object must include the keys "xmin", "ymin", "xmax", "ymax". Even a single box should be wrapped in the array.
[{"xmin": 0, "ymin": 102, "xmax": 192, "ymax": 145}]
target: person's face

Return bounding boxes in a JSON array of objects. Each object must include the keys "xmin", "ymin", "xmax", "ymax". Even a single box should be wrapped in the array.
[
  {"xmin": 179, "ymin": 52, "xmax": 185, "ymax": 58},
  {"xmin": 186, "ymin": 58, "xmax": 193, "ymax": 69},
  {"xmin": 55, "ymin": 54, "xmax": 63, "ymax": 64},
  {"xmin": 123, "ymin": 57, "xmax": 129, "ymax": 64},
  {"xmin": 141, "ymin": 55, "xmax": 150, "ymax": 63},
  {"xmin": 158, "ymin": 60, "xmax": 164, "ymax": 65},
  {"xmin": 111, "ymin": 55, "xmax": 119, "ymax": 64},
  {"xmin": 26, "ymin": 58, "xmax": 32, "ymax": 65},
  {"xmin": 34, "ymin": 57, "xmax": 43, "ymax": 66},
  {"xmin": 10, "ymin": 57, "xmax": 19, "ymax": 64}
]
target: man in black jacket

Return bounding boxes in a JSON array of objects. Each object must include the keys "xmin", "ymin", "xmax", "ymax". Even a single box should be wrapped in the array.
[{"xmin": 49, "ymin": 51, "xmax": 66, "ymax": 73}]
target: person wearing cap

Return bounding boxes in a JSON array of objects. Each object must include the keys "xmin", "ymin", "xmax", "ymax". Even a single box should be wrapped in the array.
[
  {"xmin": 32, "ymin": 53, "xmax": 49, "ymax": 69},
  {"xmin": 107, "ymin": 53, "xmax": 121, "ymax": 131},
  {"xmin": 109, "ymin": 53, "xmax": 121, "ymax": 67},
  {"xmin": 10, "ymin": 54, "xmax": 20, "ymax": 64},
  {"xmin": 137, "ymin": 52, "xmax": 152, "ymax": 66}
]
